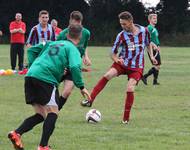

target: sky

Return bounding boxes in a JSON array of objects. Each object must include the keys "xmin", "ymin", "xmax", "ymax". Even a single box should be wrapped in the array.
[{"xmin": 140, "ymin": 0, "xmax": 160, "ymax": 7}]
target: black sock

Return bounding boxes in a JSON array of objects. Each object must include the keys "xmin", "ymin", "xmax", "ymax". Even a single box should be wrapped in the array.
[
  {"xmin": 144, "ymin": 67, "xmax": 156, "ymax": 78},
  {"xmin": 40, "ymin": 113, "xmax": 58, "ymax": 147},
  {"xmin": 58, "ymin": 96, "xmax": 67, "ymax": 110},
  {"xmin": 15, "ymin": 113, "xmax": 44, "ymax": 135},
  {"xmin": 153, "ymin": 69, "xmax": 159, "ymax": 82}
]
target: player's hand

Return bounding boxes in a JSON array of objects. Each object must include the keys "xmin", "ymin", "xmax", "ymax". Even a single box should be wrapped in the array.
[
  {"xmin": 151, "ymin": 57, "xmax": 158, "ymax": 65},
  {"xmin": 63, "ymin": 68, "xmax": 68, "ymax": 75},
  {"xmin": 83, "ymin": 57, "xmax": 91, "ymax": 66},
  {"xmin": 116, "ymin": 58, "xmax": 124, "ymax": 65},
  {"xmin": 80, "ymin": 88, "xmax": 91, "ymax": 100},
  {"xmin": 26, "ymin": 44, "xmax": 32, "ymax": 48},
  {"xmin": 157, "ymin": 46, "xmax": 160, "ymax": 52},
  {"xmin": 18, "ymin": 28, "xmax": 23, "ymax": 33}
]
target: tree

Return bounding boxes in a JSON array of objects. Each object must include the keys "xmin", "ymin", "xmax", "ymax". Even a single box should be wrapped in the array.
[{"xmin": 159, "ymin": 0, "xmax": 189, "ymax": 34}]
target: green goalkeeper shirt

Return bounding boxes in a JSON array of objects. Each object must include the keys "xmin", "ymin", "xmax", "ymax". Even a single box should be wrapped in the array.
[
  {"xmin": 57, "ymin": 27, "xmax": 90, "ymax": 57},
  {"xmin": 26, "ymin": 40, "xmax": 84, "ymax": 88},
  {"xmin": 147, "ymin": 24, "xmax": 160, "ymax": 46}
]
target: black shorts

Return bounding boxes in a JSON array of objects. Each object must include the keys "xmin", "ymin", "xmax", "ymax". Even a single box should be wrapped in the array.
[
  {"xmin": 25, "ymin": 77, "xmax": 59, "ymax": 106},
  {"xmin": 148, "ymin": 50, "xmax": 161, "ymax": 65},
  {"xmin": 60, "ymin": 70, "xmax": 73, "ymax": 82}
]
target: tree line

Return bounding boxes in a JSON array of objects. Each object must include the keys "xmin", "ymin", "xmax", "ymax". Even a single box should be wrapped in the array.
[{"xmin": 0, "ymin": 0, "xmax": 189, "ymax": 46}]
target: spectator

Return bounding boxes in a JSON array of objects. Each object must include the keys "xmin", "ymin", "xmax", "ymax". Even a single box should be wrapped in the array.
[
  {"xmin": 9, "ymin": 13, "xmax": 26, "ymax": 71},
  {"xmin": 51, "ymin": 19, "xmax": 62, "ymax": 38}
]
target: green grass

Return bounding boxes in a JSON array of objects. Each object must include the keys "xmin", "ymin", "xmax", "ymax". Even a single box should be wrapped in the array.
[{"xmin": 0, "ymin": 45, "xmax": 190, "ymax": 150}]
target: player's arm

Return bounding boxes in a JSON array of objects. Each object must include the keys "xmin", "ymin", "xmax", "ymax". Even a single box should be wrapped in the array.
[
  {"xmin": 26, "ymin": 27, "xmax": 36, "ymax": 48},
  {"xmin": 68, "ymin": 47, "xmax": 91, "ymax": 100},
  {"xmin": 111, "ymin": 32, "xmax": 124, "ymax": 65},
  {"xmin": 70, "ymin": 63, "xmax": 91, "ymax": 100},
  {"xmin": 147, "ymin": 44, "xmax": 157, "ymax": 65},
  {"xmin": 83, "ymin": 30, "xmax": 91, "ymax": 66},
  {"xmin": 148, "ymin": 26, "xmax": 160, "ymax": 51},
  {"xmin": 68, "ymin": 50, "xmax": 84, "ymax": 88},
  {"xmin": 155, "ymin": 35, "xmax": 160, "ymax": 51},
  {"xmin": 27, "ymin": 43, "xmax": 45, "ymax": 67},
  {"xmin": 83, "ymin": 48, "xmax": 91, "ymax": 66},
  {"xmin": 56, "ymin": 29, "xmax": 67, "ymax": 41},
  {"xmin": 145, "ymin": 28, "xmax": 157, "ymax": 64},
  {"xmin": 111, "ymin": 53, "xmax": 124, "ymax": 65},
  {"xmin": 150, "ymin": 42, "xmax": 158, "ymax": 50}
]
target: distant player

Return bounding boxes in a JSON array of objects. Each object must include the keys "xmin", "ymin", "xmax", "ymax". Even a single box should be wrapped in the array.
[
  {"xmin": 81, "ymin": 11, "xmax": 157, "ymax": 124},
  {"xmin": 51, "ymin": 19, "xmax": 62, "ymax": 38},
  {"xmin": 57, "ymin": 11, "xmax": 91, "ymax": 110},
  {"xmin": 26, "ymin": 10, "xmax": 55, "ymax": 47},
  {"xmin": 142, "ymin": 13, "xmax": 161, "ymax": 85},
  {"xmin": 8, "ymin": 24, "xmax": 91, "ymax": 150}
]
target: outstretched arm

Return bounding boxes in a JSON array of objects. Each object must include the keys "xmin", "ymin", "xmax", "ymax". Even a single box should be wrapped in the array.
[{"xmin": 83, "ymin": 48, "xmax": 92, "ymax": 66}]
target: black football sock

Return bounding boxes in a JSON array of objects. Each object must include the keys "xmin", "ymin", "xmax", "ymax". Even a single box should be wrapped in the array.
[
  {"xmin": 153, "ymin": 69, "xmax": 159, "ymax": 83},
  {"xmin": 144, "ymin": 67, "xmax": 156, "ymax": 78},
  {"xmin": 58, "ymin": 96, "xmax": 67, "ymax": 110},
  {"xmin": 15, "ymin": 113, "xmax": 44, "ymax": 135},
  {"xmin": 40, "ymin": 113, "xmax": 58, "ymax": 147}
]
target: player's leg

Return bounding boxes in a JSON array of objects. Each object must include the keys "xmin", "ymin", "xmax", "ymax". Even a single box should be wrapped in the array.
[
  {"xmin": 81, "ymin": 62, "xmax": 121, "ymax": 107},
  {"xmin": 59, "ymin": 79, "xmax": 74, "ymax": 110},
  {"xmin": 123, "ymin": 70, "xmax": 142, "ymax": 124},
  {"xmin": 142, "ymin": 66, "xmax": 156, "ymax": 85},
  {"xmin": 153, "ymin": 52, "xmax": 161, "ymax": 85},
  {"xmin": 8, "ymin": 105, "xmax": 45, "ymax": 150},
  {"xmin": 92, "ymin": 67, "xmax": 118, "ymax": 97},
  {"xmin": 142, "ymin": 50, "xmax": 158, "ymax": 85},
  {"xmin": 8, "ymin": 77, "xmax": 45, "ymax": 150},
  {"xmin": 15, "ymin": 77, "xmax": 49, "ymax": 135},
  {"xmin": 39, "ymin": 87, "xmax": 59, "ymax": 149},
  {"xmin": 122, "ymin": 78, "xmax": 137, "ymax": 124},
  {"xmin": 15, "ymin": 104, "xmax": 45, "ymax": 135}
]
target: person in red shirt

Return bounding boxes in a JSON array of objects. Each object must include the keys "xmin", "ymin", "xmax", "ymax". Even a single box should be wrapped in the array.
[
  {"xmin": 51, "ymin": 19, "xmax": 62, "ymax": 38},
  {"xmin": 9, "ymin": 13, "xmax": 26, "ymax": 71}
]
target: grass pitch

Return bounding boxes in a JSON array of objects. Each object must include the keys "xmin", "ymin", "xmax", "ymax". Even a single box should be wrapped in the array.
[{"xmin": 0, "ymin": 45, "xmax": 190, "ymax": 150}]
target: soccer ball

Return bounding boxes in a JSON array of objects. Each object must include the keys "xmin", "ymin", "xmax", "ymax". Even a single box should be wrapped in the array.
[{"xmin": 86, "ymin": 109, "xmax": 101, "ymax": 123}]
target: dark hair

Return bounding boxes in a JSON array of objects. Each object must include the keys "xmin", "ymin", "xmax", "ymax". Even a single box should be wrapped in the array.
[
  {"xmin": 118, "ymin": 11, "xmax": 133, "ymax": 21},
  {"xmin": 68, "ymin": 24, "xmax": 82, "ymax": 39},
  {"xmin": 70, "ymin": 11, "xmax": 83, "ymax": 22},
  {"xmin": 39, "ymin": 10, "xmax": 49, "ymax": 17}
]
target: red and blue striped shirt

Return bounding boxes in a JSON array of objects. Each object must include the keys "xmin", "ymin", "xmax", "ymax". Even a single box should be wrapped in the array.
[
  {"xmin": 112, "ymin": 24, "xmax": 150, "ymax": 69},
  {"xmin": 26, "ymin": 23, "xmax": 55, "ymax": 46}
]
